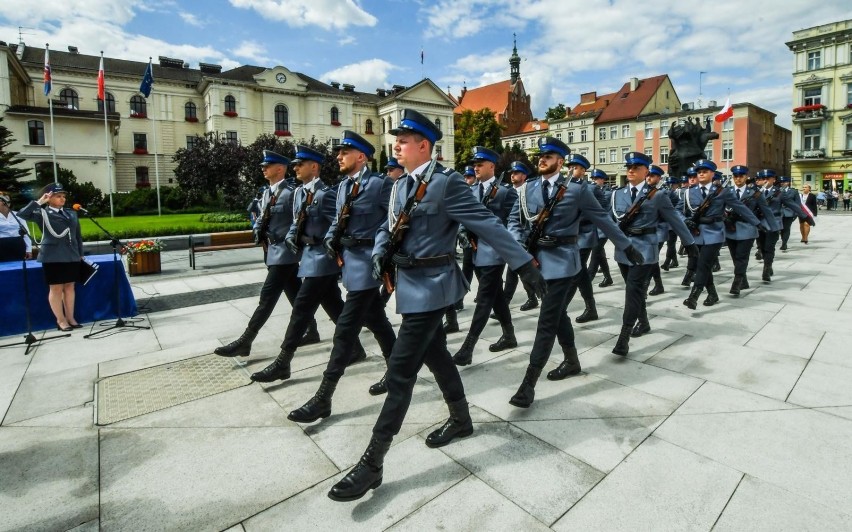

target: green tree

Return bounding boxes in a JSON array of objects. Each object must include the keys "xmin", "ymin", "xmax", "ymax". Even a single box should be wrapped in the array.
[
  {"xmin": 35, "ymin": 165, "xmax": 108, "ymax": 215},
  {"xmin": 453, "ymin": 109, "xmax": 504, "ymax": 172},
  {"xmin": 378, "ymin": 149, "xmax": 388, "ymax": 172},
  {"xmin": 545, "ymin": 104, "xmax": 567, "ymax": 121},
  {"xmin": 0, "ymin": 116, "xmax": 32, "ymax": 200},
  {"xmin": 173, "ymin": 132, "xmax": 248, "ymax": 209},
  {"xmin": 496, "ymin": 144, "xmax": 535, "ymax": 183}
]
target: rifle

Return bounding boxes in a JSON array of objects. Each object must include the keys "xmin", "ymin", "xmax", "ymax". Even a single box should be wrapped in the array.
[
  {"xmin": 461, "ymin": 181, "xmax": 500, "ymax": 251},
  {"xmin": 725, "ymin": 185, "xmax": 764, "ymax": 231},
  {"xmin": 524, "ymin": 181, "xmax": 567, "ymax": 267},
  {"xmin": 687, "ymin": 179, "xmax": 728, "ymax": 236},
  {"xmin": 293, "ymin": 188, "xmax": 315, "ymax": 250},
  {"xmin": 329, "ymin": 171, "xmax": 364, "ymax": 267},
  {"xmin": 256, "ymin": 188, "xmax": 277, "ymax": 253},
  {"xmin": 618, "ymin": 184, "xmax": 658, "ymax": 233},
  {"xmin": 380, "ymin": 156, "xmax": 438, "ymax": 294}
]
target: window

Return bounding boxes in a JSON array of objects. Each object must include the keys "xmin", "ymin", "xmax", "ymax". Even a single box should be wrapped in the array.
[
  {"xmin": 610, "ymin": 126, "xmax": 617, "ymax": 139},
  {"xmin": 579, "ymin": 148, "xmax": 588, "ymax": 157},
  {"xmin": 224, "ymin": 95, "xmax": 236, "ymax": 113},
  {"xmin": 135, "ymin": 167, "xmax": 150, "ymax": 189},
  {"xmin": 660, "ymin": 120, "xmax": 669, "ymax": 135},
  {"xmin": 133, "ymin": 133, "xmax": 148, "ymax": 152},
  {"xmin": 807, "ymin": 50, "xmax": 821, "ymax": 70},
  {"xmin": 644, "ymin": 147, "xmax": 653, "ymax": 159},
  {"xmin": 704, "ymin": 146, "xmax": 713, "ymax": 161},
  {"xmin": 274, "ymin": 104, "xmax": 289, "ymax": 131},
  {"xmin": 567, "ymin": 131, "xmax": 574, "ymax": 143},
  {"xmin": 27, "ymin": 120, "xmax": 45, "ymax": 145},
  {"xmin": 97, "ymin": 92, "xmax": 116, "ymax": 113},
  {"xmin": 59, "ymin": 88, "xmax": 79, "ymax": 109},
  {"xmin": 185, "ymin": 102, "xmax": 197, "ymax": 121},
  {"xmin": 803, "ymin": 127, "xmax": 820, "ymax": 150},
  {"xmin": 847, "ymin": 84, "xmax": 852, "ymax": 106},
  {"xmin": 722, "ymin": 140, "xmax": 733, "ymax": 161},
  {"xmin": 365, "ymin": 119, "xmax": 373, "ymax": 134},
  {"xmin": 130, "ymin": 95, "xmax": 147, "ymax": 117},
  {"xmin": 580, "ymin": 129, "xmax": 587, "ymax": 142},
  {"xmin": 225, "ymin": 131, "xmax": 238, "ymax": 144},
  {"xmin": 330, "ymin": 106, "xmax": 340, "ymax": 125},
  {"xmin": 382, "ymin": 118, "xmax": 386, "ymax": 133},
  {"xmin": 521, "ymin": 139, "xmax": 526, "ymax": 149},
  {"xmin": 434, "ymin": 118, "xmax": 441, "ymax": 131},
  {"xmin": 436, "ymin": 145, "xmax": 443, "ymax": 159},
  {"xmin": 803, "ymin": 87, "xmax": 821, "ymax": 106},
  {"xmin": 555, "ymin": 132, "xmax": 562, "ymax": 140},
  {"xmin": 847, "ymin": 124, "xmax": 852, "ymax": 150},
  {"xmin": 598, "ymin": 149, "xmax": 606, "ymax": 164},
  {"xmin": 622, "ymin": 125, "xmax": 630, "ymax": 137},
  {"xmin": 621, "ymin": 147, "xmax": 629, "ymax": 161},
  {"xmin": 598, "ymin": 127, "xmax": 606, "ymax": 140},
  {"xmin": 660, "ymin": 146, "xmax": 669, "ymax": 164},
  {"xmin": 387, "ymin": 117, "xmax": 392, "ymax": 130},
  {"xmin": 644, "ymin": 122, "xmax": 653, "ymax": 139},
  {"xmin": 722, "ymin": 117, "xmax": 734, "ymax": 131},
  {"xmin": 609, "ymin": 148, "xmax": 617, "ymax": 163},
  {"xmin": 186, "ymin": 136, "xmax": 200, "ymax": 150},
  {"xmin": 331, "ymin": 138, "xmax": 341, "ymax": 148}
]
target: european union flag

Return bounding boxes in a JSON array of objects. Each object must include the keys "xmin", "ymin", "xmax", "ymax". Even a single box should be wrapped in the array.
[{"xmin": 139, "ymin": 59, "xmax": 154, "ymax": 98}]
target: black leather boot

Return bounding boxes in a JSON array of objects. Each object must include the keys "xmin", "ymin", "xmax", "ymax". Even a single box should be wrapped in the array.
[
  {"xmin": 598, "ymin": 275, "xmax": 613, "ymax": 288},
  {"xmin": 368, "ymin": 355, "xmax": 389, "ymax": 396},
  {"xmin": 703, "ymin": 283, "xmax": 719, "ymax": 306},
  {"xmin": 741, "ymin": 274, "xmax": 750, "ymax": 289},
  {"xmin": 661, "ymin": 257, "xmax": 672, "ymax": 271},
  {"xmin": 575, "ymin": 301, "xmax": 598, "ymax": 323},
  {"xmin": 678, "ymin": 244, "xmax": 687, "ymax": 256},
  {"xmin": 520, "ymin": 298, "xmax": 538, "ymax": 311},
  {"xmin": 612, "ymin": 325, "xmax": 632, "ymax": 356},
  {"xmin": 729, "ymin": 275, "xmax": 744, "ymax": 296},
  {"xmin": 214, "ymin": 329, "xmax": 257, "ymax": 357},
  {"xmin": 250, "ymin": 348, "xmax": 295, "ymax": 382},
  {"xmin": 452, "ymin": 335, "xmax": 477, "ymax": 366},
  {"xmin": 648, "ymin": 282, "xmax": 664, "ymax": 296},
  {"xmin": 762, "ymin": 264, "xmax": 772, "ymax": 282},
  {"xmin": 489, "ymin": 323, "xmax": 517, "ymax": 352},
  {"xmin": 288, "ymin": 377, "xmax": 337, "ymax": 423},
  {"xmin": 509, "ymin": 365, "xmax": 542, "ymax": 408},
  {"xmin": 631, "ymin": 320, "xmax": 651, "ymax": 337},
  {"xmin": 454, "ymin": 299, "xmax": 464, "ymax": 311},
  {"xmin": 348, "ymin": 341, "xmax": 367, "ymax": 366},
  {"xmin": 328, "ymin": 437, "xmax": 392, "ymax": 502},
  {"xmin": 298, "ymin": 323, "xmax": 321, "ymax": 347},
  {"xmin": 755, "ymin": 249, "xmax": 763, "ymax": 261},
  {"xmin": 547, "ymin": 346, "xmax": 581, "ymax": 380},
  {"xmin": 444, "ymin": 307, "xmax": 460, "ymax": 334},
  {"xmin": 425, "ymin": 397, "xmax": 473, "ymax": 448},
  {"xmin": 670, "ymin": 257, "xmax": 679, "ymax": 269},
  {"xmin": 681, "ymin": 270, "xmax": 695, "ymax": 287},
  {"xmin": 683, "ymin": 286, "xmax": 703, "ymax": 310},
  {"xmin": 712, "ymin": 258, "xmax": 721, "ymax": 272}
]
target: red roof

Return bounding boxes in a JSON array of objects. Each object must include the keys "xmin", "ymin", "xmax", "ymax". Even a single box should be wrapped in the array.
[
  {"xmin": 596, "ymin": 74, "xmax": 669, "ymax": 124},
  {"xmin": 516, "ymin": 121, "xmax": 548, "ymax": 134},
  {"xmin": 454, "ymin": 80, "xmax": 512, "ymax": 114},
  {"xmin": 568, "ymin": 91, "xmax": 617, "ymax": 117}
]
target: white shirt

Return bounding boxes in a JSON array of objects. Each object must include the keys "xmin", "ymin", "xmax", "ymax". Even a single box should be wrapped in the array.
[
  {"xmin": 540, "ymin": 172, "xmax": 561, "ymax": 198},
  {"xmin": 478, "ymin": 176, "xmax": 497, "ymax": 200},
  {"xmin": 302, "ymin": 176, "xmax": 321, "ymax": 194},
  {"xmin": 0, "ymin": 210, "xmax": 33, "ymax": 252},
  {"xmin": 735, "ymin": 186, "xmax": 746, "ymax": 198}
]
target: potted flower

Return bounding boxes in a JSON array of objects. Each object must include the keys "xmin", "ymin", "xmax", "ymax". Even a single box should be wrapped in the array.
[
  {"xmin": 124, "ymin": 239, "xmax": 164, "ymax": 276},
  {"xmin": 224, "ymin": 110, "xmax": 238, "ymax": 117},
  {"xmin": 274, "ymin": 129, "xmax": 291, "ymax": 137}
]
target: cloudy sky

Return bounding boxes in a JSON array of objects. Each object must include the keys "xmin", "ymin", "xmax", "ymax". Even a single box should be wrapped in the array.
[{"xmin": 1, "ymin": 0, "xmax": 849, "ymax": 129}]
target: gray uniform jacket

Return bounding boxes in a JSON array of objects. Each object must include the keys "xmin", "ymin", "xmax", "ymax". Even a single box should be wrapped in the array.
[
  {"xmin": 611, "ymin": 185, "xmax": 695, "ymax": 265},
  {"xmin": 373, "ymin": 165, "xmax": 532, "ymax": 315},
  {"xmin": 780, "ymin": 187, "xmax": 803, "ymax": 218},
  {"xmin": 326, "ymin": 170, "xmax": 393, "ymax": 292},
  {"xmin": 762, "ymin": 185, "xmax": 802, "ymax": 231},
  {"xmin": 726, "ymin": 186, "xmax": 772, "ymax": 240},
  {"xmin": 508, "ymin": 176, "xmax": 633, "ymax": 280},
  {"xmin": 287, "ymin": 181, "xmax": 340, "ymax": 278},
  {"xmin": 676, "ymin": 184, "xmax": 760, "ymax": 245},
  {"xmin": 257, "ymin": 178, "xmax": 300, "ymax": 266},
  {"xmin": 578, "ymin": 181, "xmax": 603, "ymax": 249},
  {"xmin": 473, "ymin": 182, "xmax": 517, "ymax": 267},
  {"xmin": 594, "ymin": 185, "xmax": 614, "ymax": 239},
  {"xmin": 18, "ymin": 201, "xmax": 84, "ymax": 263}
]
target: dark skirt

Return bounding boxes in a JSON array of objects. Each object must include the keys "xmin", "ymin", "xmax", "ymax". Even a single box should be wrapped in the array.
[{"xmin": 43, "ymin": 261, "xmax": 81, "ymax": 285}]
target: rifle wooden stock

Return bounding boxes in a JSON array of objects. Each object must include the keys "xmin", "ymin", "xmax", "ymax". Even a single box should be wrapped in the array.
[
  {"xmin": 524, "ymin": 183, "xmax": 566, "ymax": 264},
  {"xmin": 331, "ymin": 180, "xmax": 360, "ymax": 267},
  {"xmin": 293, "ymin": 190, "xmax": 314, "ymax": 249},
  {"xmin": 618, "ymin": 186, "xmax": 658, "ymax": 233},
  {"xmin": 380, "ymin": 177, "xmax": 431, "ymax": 295}
]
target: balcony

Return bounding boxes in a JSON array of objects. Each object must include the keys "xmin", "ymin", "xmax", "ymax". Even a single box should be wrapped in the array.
[
  {"xmin": 792, "ymin": 105, "xmax": 828, "ymax": 122},
  {"xmin": 793, "ymin": 148, "xmax": 826, "ymax": 158}
]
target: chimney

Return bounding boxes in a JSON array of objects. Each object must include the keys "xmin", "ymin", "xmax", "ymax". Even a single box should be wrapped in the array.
[
  {"xmin": 330, "ymin": 81, "xmax": 340, "ymax": 89},
  {"xmin": 159, "ymin": 56, "xmax": 184, "ymax": 69},
  {"xmin": 342, "ymin": 83, "xmax": 355, "ymax": 92},
  {"xmin": 15, "ymin": 42, "xmax": 24, "ymax": 60},
  {"xmin": 67, "ymin": 46, "xmax": 78, "ymax": 54},
  {"xmin": 629, "ymin": 77, "xmax": 639, "ymax": 91},
  {"xmin": 199, "ymin": 62, "xmax": 223, "ymax": 74},
  {"xmin": 580, "ymin": 91, "xmax": 597, "ymax": 104},
  {"xmin": 392, "ymin": 84, "xmax": 406, "ymax": 94}
]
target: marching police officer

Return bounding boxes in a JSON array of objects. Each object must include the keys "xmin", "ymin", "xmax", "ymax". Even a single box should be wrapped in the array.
[
  {"xmin": 660, "ymin": 175, "xmax": 682, "ymax": 271},
  {"xmin": 444, "ymin": 165, "xmax": 479, "ymax": 333},
  {"xmin": 724, "ymin": 165, "xmax": 772, "ymax": 295},
  {"xmin": 453, "ymin": 146, "xmax": 520, "ymax": 365},
  {"xmin": 501, "ymin": 161, "xmax": 539, "ymax": 311},
  {"xmin": 610, "ymin": 153, "xmax": 697, "ymax": 356},
  {"xmin": 677, "ymin": 159, "xmax": 760, "ymax": 309},
  {"xmin": 646, "ymin": 165, "xmax": 668, "ymax": 296},
  {"xmin": 779, "ymin": 175, "xmax": 809, "ymax": 251},
  {"xmin": 384, "ymin": 157, "xmax": 404, "ymax": 181},
  {"xmin": 587, "ymin": 169, "xmax": 615, "ymax": 288},
  {"xmin": 328, "ymin": 109, "xmax": 545, "ymax": 502},
  {"xmin": 250, "ymin": 145, "xmax": 366, "ymax": 383},
  {"xmin": 563, "ymin": 154, "xmax": 601, "ymax": 323},
  {"xmin": 287, "ymin": 132, "xmax": 397, "ymax": 424},
  {"xmin": 506, "ymin": 137, "xmax": 643, "ymax": 408},
  {"xmin": 755, "ymin": 170, "xmax": 810, "ymax": 282},
  {"xmin": 215, "ymin": 150, "xmax": 320, "ymax": 358}
]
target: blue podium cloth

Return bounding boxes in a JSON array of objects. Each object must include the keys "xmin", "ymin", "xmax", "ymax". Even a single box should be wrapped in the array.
[{"xmin": 0, "ymin": 254, "xmax": 138, "ymax": 337}]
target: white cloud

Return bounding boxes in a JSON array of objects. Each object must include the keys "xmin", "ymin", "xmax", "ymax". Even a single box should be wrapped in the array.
[
  {"xmin": 230, "ymin": 40, "xmax": 273, "ymax": 64},
  {"xmin": 229, "ymin": 0, "xmax": 377, "ymax": 30},
  {"xmin": 321, "ymin": 59, "xmax": 397, "ymax": 92},
  {"xmin": 179, "ymin": 11, "xmax": 205, "ymax": 27}
]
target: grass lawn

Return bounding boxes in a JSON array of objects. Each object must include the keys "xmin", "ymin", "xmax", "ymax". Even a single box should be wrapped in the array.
[{"xmin": 26, "ymin": 213, "xmax": 252, "ymax": 241}]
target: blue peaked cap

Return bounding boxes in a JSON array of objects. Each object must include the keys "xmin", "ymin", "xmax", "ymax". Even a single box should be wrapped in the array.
[
  {"xmin": 567, "ymin": 154, "xmax": 590, "ymax": 169},
  {"xmin": 389, "ymin": 109, "xmax": 443, "ymax": 144},
  {"xmin": 590, "ymin": 169, "xmax": 608, "ymax": 180},
  {"xmin": 292, "ymin": 145, "xmax": 325, "ymax": 164},
  {"xmin": 338, "ymin": 130, "xmax": 375, "ymax": 157},
  {"xmin": 756, "ymin": 169, "xmax": 776, "ymax": 179},
  {"xmin": 537, "ymin": 136, "xmax": 570, "ymax": 158},
  {"xmin": 731, "ymin": 165, "xmax": 749, "ymax": 175},
  {"xmin": 693, "ymin": 159, "xmax": 717, "ymax": 171},
  {"xmin": 510, "ymin": 161, "xmax": 531, "ymax": 175},
  {"xmin": 625, "ymin": 151, "xmax": 652, "ymax": 167},
  {"xmin": 261, "ymin": 150, "xmax": 290, "ymax": 166},
  {"xmin": 470, "ymin": 146, "xmax": 499, "ymax": 164},
  {"xmin": 649, "ymin": 165, "xmax": 665, "ymax": 176},
  {"xmin": 385, "ymin": 157, "xmax": 403, "ymax": 170}
]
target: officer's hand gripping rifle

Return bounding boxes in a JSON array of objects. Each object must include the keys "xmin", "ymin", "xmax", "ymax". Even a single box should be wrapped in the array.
[
  {"xmin": 256, "ymin": 190, "xmax": 277, "ymax": 253},
  {"xmin": 292, "ymin": 189, "xmax": 315, "ymax": 250},
  {"xmin": 687, "ymin": 178, "xmax": 728, "ymax": 236},
  {"xmin": 329, "ymin": 177, "xmax": 361, "ymax": 267},
  {"xmin": 524, "ymin": 182, "xmax": 567, "ymax": 267},
  {"xmin": 618, "ymin": 184, "xmax": 658, "ymax": 233}
]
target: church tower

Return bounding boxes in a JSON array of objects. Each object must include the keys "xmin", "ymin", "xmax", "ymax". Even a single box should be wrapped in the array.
[{"xmin": 510, "ymin": 33, "xmax": 521, "ymax": 84}]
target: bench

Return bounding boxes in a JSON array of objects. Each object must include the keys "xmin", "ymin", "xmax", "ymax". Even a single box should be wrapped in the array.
[{"xmin": 188, "ymin": 230, "xmax": 256, "ymax": 269}]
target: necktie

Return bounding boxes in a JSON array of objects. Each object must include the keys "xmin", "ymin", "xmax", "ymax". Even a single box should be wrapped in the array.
[
  {"xmin": 542, "ymin": 180, "xmax": 550, "ymax": 203},
  {"xmin": 736, "ymin": 188, "xmax": 741, "ymax": 200},
  {"xmin": 478, "ymin": 183, "xmax": 485, "ymax": 202},
  {"xmin": 631, "ymin": 187, "xmax": 638, "ymax": 202},
  {"xmin": 701, "ymin": 187, "xmax": 707, "ymax": 199}
]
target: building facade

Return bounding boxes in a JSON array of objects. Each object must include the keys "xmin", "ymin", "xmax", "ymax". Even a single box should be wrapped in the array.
[
  {"xmin": 786, "ymin": 19, "xmax": 852, "ymax": 192},
  {"xmin": 0, "ymin": 42, "xmax": 456, "ymax": 193}
]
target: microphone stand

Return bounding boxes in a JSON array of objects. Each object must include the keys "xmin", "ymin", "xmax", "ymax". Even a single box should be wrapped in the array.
[
  {"xmin": 80, "ymin": 210, "xmax": 150, "ymax": 339},
  {"xmin": 0, "ymin": 208, "xmax": 70, "ymax": 355}
]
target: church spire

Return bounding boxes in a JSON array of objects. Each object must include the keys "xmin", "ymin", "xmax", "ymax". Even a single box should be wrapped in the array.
[{"xmin": 510, "ymin": 33, "xmax": 520, "ymax": 84}]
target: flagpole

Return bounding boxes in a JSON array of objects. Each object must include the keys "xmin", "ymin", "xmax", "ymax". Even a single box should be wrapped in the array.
[
  {"xmin": 100, "ymin": 52, "xmax": 114, "ymax": 217},
  {"xmin": 46, "ymin": 44, "xmax": 58, "ymax": 184},
  {"xmin": 150, "ymin": 91, "xmax": 162, "ymax": 216}
]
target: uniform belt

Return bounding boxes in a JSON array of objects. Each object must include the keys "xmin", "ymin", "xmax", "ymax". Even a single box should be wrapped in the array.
[
  {"xmin": 537, "ymin": 235, "xmax": 578, "ymax": 248},
  {"xmin": 391, "ymin": 253, "xmax": 453, "ymax": 268},
  {"xmin": 340, "ymin": 236, "xmax": 374, "ymax": 247},
  {"xmin": 698, "ymin": 216, "xmax": 722, "ymax": 224},
  {"xmin": 625, "ymin": 227, "xmax": 656, "ymax": 236},
  {"xmin": 299, "ymin": 235, "xmax": 319, "ymax": 246}
]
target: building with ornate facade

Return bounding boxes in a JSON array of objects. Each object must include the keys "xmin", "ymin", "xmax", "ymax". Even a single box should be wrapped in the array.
[
  {"xmin": 0, "ymin": 42, "xmax": 457, "ymax": 193},
  {"xmin": 786, "ymin": 19, "xmax": 852, "ymax": 192}
]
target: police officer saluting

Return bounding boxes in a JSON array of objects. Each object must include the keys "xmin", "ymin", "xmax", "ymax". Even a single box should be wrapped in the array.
[
  {"xmin": 724, "ymin": 165, "xmax": 771, "ymax": 295},
  {"xmin": 328, "ymin": 109, "xmax": 545, "ymax": 502},
  {"xmin": 287, "ymin": 132, "xmax": 397, "ymax": 424},
  {"xmin": 215, "ymin": 150, "xmax": 320, "ymax": 358},
  {"xmin": 506, "ymin": 137, "xmax": 643, "ymax": 408},
  {"xmin": 610, "ymin": 153, "xmax": 696, "ymax": 356}
]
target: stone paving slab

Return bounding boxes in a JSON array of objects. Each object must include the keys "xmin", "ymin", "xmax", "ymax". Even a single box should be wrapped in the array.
[{"xmin": 786, "ymin": 360, "xmax": 852, "ymax": 407}]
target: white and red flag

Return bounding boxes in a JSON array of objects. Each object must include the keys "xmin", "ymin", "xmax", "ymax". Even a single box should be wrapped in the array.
[
  {"xmin": 97, "ymin": 54, "xmax": 105, "ymax": 101},
  {"xmin": 715, "ymin": 97, "xmax": 733, "ymax": 123},
  {"xmin": 43, "ymin": 45, "xmax": 52, "ymax": 96}
]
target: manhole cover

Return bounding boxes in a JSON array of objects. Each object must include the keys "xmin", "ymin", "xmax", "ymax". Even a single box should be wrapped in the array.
[{"xmin": 96, "ymin": 354, "xmax": 251, "ymax": 425}]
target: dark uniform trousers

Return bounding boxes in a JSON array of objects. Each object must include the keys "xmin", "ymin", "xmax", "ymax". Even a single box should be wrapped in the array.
[
  {"xmin": 565, "ymin": 248, "xmax": 594, "ymax": 303},
  {"xmin": 692, "ymin": 243, "xmax": 723, "ymax": 290},
  {"xmin": 665, "ymin": 230, "xmax": 679, "ymax": 263},
  {"xmin": 780, "ymin": 216, "xmax": 796, "ymax": 247},
  {"xmin": 468, "ymin": 265, "xmax": 512, "ymax": 335},
  {"xmin": 373, "ymin": 308, "xmax": 465, "ymax": 440},
  {"xmin": 461, "ymin": 247, "xmax": 475, "ymax": 285},
  {"xmin": 503, "ymin": 267, "xmax": 535, "ymax": 303},
  {"xmin": 323, "ymin": 288, "xmax": 396, "ymax": 381},
  {"xmin": 529, "ymin": 275, "xmax": 580, "ymax": 369},
  {"xmin": 587, "ymin": 238, "xmax": 611, "ymax": 279},
  {"xmin": 617, "ymin": 263, "xmax": 654, "ymax": 326},
  {"xmin": 280, "ymin": 274, "xmax": 358, "ymax": 352},
  {"xmin": 247, "ymin": 263, "xmax": 316, "ymax": 334},
  {"xmin": 726, "ymin": 238, "xmax": 754, "ymax": 276},
  {"xmin": 757, "ymin": 230, "xmax": 779, "ymax": 266}
]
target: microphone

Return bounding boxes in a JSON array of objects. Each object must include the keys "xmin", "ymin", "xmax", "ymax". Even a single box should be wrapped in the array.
[{"xmin": 72, "ymin": 204, "xmax": 90, "ymax": 216}]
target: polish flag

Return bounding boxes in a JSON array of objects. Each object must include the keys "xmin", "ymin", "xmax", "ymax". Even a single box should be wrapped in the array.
[
  {"xmin": 715, "ymin": 97, "xmax": 733, "ymax": 123},
  {"xmin": 97, "ymin": 55, "xmax": 105, "ymax": 101},
  {"xmin": 43, "ymin": 45, "xmax": 51, "ymax": 96}
]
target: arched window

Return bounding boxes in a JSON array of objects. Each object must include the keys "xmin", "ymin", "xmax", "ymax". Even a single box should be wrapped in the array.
[
  {"xmin": 97, "ymin": 92, "xmax": 116, "ymax": 113},
  {"xmin": 185, "ymin": 102, "xmax": 197, "ymax": 120},
  {"xmin": 365, "ymin": 119, "xmax": 374, "ymax": 134},
  {"xmin": 27, "ymin": 120, "xmax": 45, "ymax": 145},
  {"xmin": 275, "ymin": 104, "xmax": 289, "ymax": 131},
  {"xmin": 388, "ymin": 116, "xmax": 392, "ymax": 130},
  {"xmin": 381, "ymin": 118, "xmax": 386, "ymax": 133},
  {"xmin": 330, "ymin": 106, "xmax": 340, "ymax": 125},
  {"xmin": 130, "ymin": 95, "xmax": 147, "ymax": 117},
  {"xmin": 224, "ymin": 95, "xmax": 236, "ymax": 113},
  {"xmin": 435, "ymin": 117, "xmax": 441, "ymax": 130},
  {"xmin": 59, "ymin": 88, "xmax": 79, "ymax": 109}
]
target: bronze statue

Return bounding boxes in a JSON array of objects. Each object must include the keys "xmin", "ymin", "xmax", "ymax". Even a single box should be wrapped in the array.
[{"xmin": 668, "ymin": 117, "xmax": 719, "ymax": 178}]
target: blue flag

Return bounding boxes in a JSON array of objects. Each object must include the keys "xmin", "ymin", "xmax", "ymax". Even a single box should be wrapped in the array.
[{"xmin": 139, "ymin": 59, "xmax": 154, "ymax": 98}]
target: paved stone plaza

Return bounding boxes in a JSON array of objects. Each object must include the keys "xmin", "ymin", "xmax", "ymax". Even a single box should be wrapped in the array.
[{"xmin": 2, "ymin": 212, "xmax": 852, "ymax": 531}]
